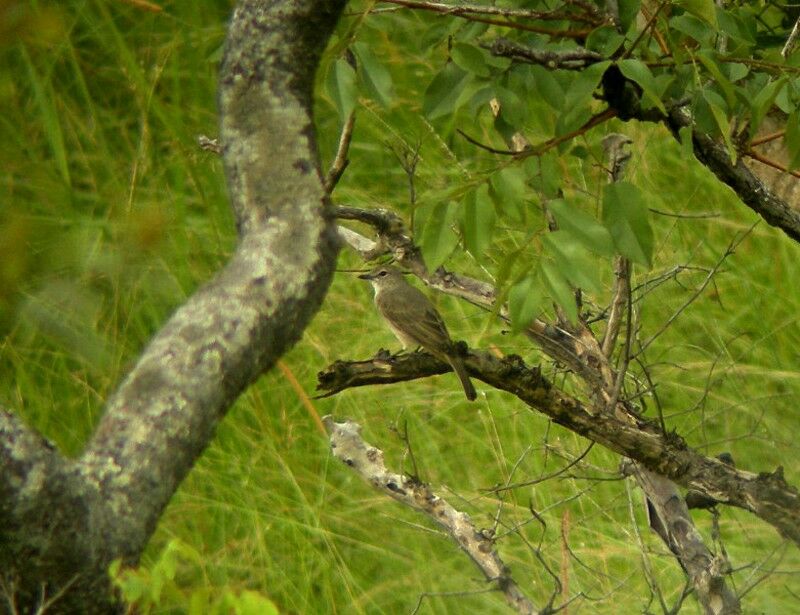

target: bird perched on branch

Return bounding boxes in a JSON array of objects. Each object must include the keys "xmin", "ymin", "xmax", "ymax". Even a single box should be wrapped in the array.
[{"xmin": 359, "ymin": 265, "xmax": 477, "ymax": 401}]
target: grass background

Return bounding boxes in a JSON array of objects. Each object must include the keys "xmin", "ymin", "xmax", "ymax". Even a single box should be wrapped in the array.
[{"xmin": 1, "ymin": 0, "xmax": 799, "ymax": 612}]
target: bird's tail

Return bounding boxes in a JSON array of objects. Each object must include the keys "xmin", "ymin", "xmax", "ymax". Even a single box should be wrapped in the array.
[{"xmin": 447, "ymin": 356, "xmax": 477, "ymax": 401}]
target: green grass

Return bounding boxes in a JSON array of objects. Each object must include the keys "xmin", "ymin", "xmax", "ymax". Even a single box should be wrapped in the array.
[{"xmin": 2, "ymin": 1, "xmax": 799, "ymax": 613}]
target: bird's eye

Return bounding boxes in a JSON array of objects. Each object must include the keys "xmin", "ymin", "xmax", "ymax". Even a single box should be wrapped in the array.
[{"xmin": 378, "ymin": 270, "xmax": 388, "ymax": 277}]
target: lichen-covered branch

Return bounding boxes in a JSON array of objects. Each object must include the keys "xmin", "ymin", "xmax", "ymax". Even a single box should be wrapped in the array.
[
  {"xmin": 324, "ymin": 416, "xmax": 539, "ymax": 615},
  {"xmin": 0, "ymin": 0, "xmax": 345, "ymax": 611},
  {"xmin": 487, "ymin": 37, "xmax": 603, "ymax": 69}
]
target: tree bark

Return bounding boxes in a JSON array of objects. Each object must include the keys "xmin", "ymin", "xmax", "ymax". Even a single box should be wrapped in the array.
[{"xmin": 0, "ymin": 0, "xmax": 344, "ymax": 611}]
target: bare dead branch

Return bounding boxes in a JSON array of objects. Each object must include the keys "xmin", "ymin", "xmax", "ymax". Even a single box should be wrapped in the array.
[
  {"xmin": 324, "ymin": 416, "xmax": 539, "ymax": 615},
  {"xmin": 623, "ymin": 463, "xmax": 742, "ymax": 614},
  {"xmin": 325, "ymin": 110, "xmax": 357, "ymax": 193}
]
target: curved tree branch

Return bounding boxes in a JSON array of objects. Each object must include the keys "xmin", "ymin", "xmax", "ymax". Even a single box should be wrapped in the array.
[{"xmin": 0, "ymin": 0, "xmax": 345, "ymax": 611}]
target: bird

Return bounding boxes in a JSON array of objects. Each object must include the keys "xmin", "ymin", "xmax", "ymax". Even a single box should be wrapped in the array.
[{"xmin": 359, "ymin": 265, "xmax": 477, "ymax": 401}]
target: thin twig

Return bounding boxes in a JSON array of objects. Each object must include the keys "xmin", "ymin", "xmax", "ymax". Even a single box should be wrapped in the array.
[
  {"xmin": 744, "ymin": 148, "xmax": 800, "ymax": 179},
  {"xmin": 750, "ymin": 129, "xmax": 785, "ymax": 147},
  {"xmin": 636, "ymin": 224, "xmax": 756, "ymax": 356},
  {"xmin": 456, "ymin": 129, "xmax": 519, "ymax": 155},
  {"xmin": 781, "ymin": 16, "xmax": 800, "ymax": 58},
  {"xmin": 622, "ymin": 0, "xmax": 668, "ymax": 59},
  {"xmin": 606, "ymin": 275, "xmax": 632, "ymax": 412},
  {"xmin": 519, "ymin": 109, "xmax": 618, "ymax": 160},
  {"xmin": 602, "ymin": 257, "xmax": 630, "ymax": 358},
  {"xmin": 325, "ymin": 110, "xmax": 357, "ymax": 193},
  {"xmin": 486, "ymin": 443, "xmax": 595, "ymax": 494}
]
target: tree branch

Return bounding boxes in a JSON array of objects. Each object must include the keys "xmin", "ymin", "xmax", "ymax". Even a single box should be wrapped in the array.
[
  {"xmin": 316, "ymin": 350, "xmax": 800, "ymax": 546},
  {"xmin": 487, "ymin": 37, "xmax": 603, "ymax": 70},
  {"xmin": 0, "ymin": 0, "xmax": 346, "ymax": 609},
  {"xmin": 622, "ymin": 463, "xmax": 741, "ymax": 614}
]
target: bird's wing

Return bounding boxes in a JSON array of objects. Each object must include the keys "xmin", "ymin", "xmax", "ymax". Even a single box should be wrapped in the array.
[{"xmin": 377, "ymin": 290, "xmax": 453, "ymax": 354}]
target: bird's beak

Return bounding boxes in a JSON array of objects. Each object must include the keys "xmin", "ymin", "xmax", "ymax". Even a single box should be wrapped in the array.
[{"xmin": 358, "ymin": 271, "xmax": 374, "ymax": 280}]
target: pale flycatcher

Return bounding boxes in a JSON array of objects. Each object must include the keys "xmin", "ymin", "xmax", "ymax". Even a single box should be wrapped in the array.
[{"xmin": 359, "ymin": 265, "xmax": 477, "ymax": 401}]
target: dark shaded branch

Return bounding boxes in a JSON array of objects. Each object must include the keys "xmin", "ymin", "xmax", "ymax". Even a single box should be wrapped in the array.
[
  {"xmin": 664, "ymin": 108, "xmax": 800, "ymax": 243},
  {"xmin": 316, "ymin": 350, "xmax": 800, "ymax": 546},
  {"xmin": 484, "ymin": 35, "xmax": 800, "ymax": 243}
]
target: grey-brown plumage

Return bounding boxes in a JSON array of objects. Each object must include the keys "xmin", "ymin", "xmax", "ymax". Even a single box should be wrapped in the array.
[{"xmin": 359, "ymin": 265, "xmax": 477, "ymax": 401}]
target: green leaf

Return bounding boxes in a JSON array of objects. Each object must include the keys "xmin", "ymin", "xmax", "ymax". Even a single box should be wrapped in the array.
[
  {"xmin": 749, "ymin": 77, "xmax": 788, "ymax": 140},
  {"xmin": 454, "ymin": 19, "xmax": 490, "ymax": 41},
  {"xmin": 669, "ymin": 14, "xmax": 715, "ymax": 46},
  {"xmin": 675, "ymin": 0, "xmax": 717, "ymax": 27},
  {"xmin": 556, "ymin": 61, "xmax": 610, "ymax": 134},
  {"xmin": 530, "ymin": 65, "xmax": 565, "ymax": 110},
  {"xmin": 325, "ymin": 57, "xmax": 357, "ymax": 121},
  {"xmin": 602, "ymin": 181, "xmax": 653, "ymax": 267},
  {"xmin": 417, "ymin": 201, "xmax": 459, "ymax": 270},
  {"xmin": 679, "ymin": 124, "xmax": 694, "ymax": 159},
  {"xmin": 775, "ymin": 74, "xmax": 798, "ymax": 114},
  {"xmin": 528, "ymin": 152, "xmax": 561, "ymax": 199},
  {"xmin": 353, "ymin": 42, "xmax": 395, "ymax": 107},
  {"xmin": 462, "ymin": 184, "xmax": 496, "ymax": 259},
  {"xmin": 451, "ymin": 42, "xmax": 491, "ymax": 78},
  {"xmin": 617, "ymin": 59, "xmax": 666, "ymax": 113},
  {"xmin": 423, "ymin": 61, "xmax": 471, "ymax": 120},
  {"xmin": 585, "ymin": 25, "xmax": 626, "ymax": 56},
  {"xmin": 704, "ymin": 89, "xmax": 736, "ymax": 161},
  {"xmin": 617, "ymin": 0, "xmax": 641, "ymax": 33},
  {"xmin": 495, "ymin": 86, "xmax": 528, "ymax": 127},
  {"xmin": 489, "ymin": 166, "xmax": 528, "ymax": 222},
  {"xmin": 716, "ymin": 7, "xmax": 755, "ymax": 45},
  {"xmin": 508, "ymin": 274, "xmax": 543, "ymax": 332},
  {"xmin": 233, "ymin": 590, "xmax": 281, "ymax": 615},
  {"xmin": 542, "ymin": 231, "xmax": 602, "ymax": 293},
  {"xmin": 697, "ymin": 51, "xmax": 735, "ymax": 108},
  {"xmin": 723, "ymin": 62, "xmax": 749, "ymax": 82},
  {"xmin": 539, "ymin": 261, "xmax": 579, "ymax": 323},
  {"xmin": 548, "ymin": 199, "xmax": 614, "ymax": 256}
]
